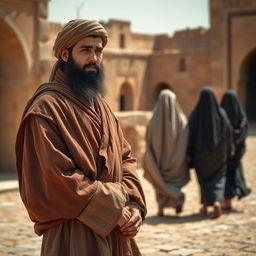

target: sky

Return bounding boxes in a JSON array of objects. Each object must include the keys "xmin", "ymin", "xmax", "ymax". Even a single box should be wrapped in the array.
[{"xmin": 48, "ymin": 0, "xmax": 209, "ymax": 36}]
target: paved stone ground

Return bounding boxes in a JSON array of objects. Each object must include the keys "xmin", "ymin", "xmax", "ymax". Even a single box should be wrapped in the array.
[{"xmin": 0, "ymin": 135, "xmax": 255, "ymax": 256}]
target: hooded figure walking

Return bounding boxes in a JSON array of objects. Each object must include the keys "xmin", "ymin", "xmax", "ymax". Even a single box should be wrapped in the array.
[
  {"xmin": 220, "ymin": 89, "xmax": 251, "ymax": 210},
  {"xmin": 187, "ymin": 87, "xmax": 233, "ymax": 218},
  {"xmin": 143, "ymin": 89, "xmax": 190, "ymax": 216}
]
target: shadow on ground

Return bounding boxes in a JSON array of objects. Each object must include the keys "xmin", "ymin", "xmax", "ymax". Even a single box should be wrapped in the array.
[
  {"xmin": 0, "ymin": 172, "xmax": 17, "ymax": 181},
  {"xmin": 248, "ymin": 123, "xmax": 256, "ymax": 136},
  {"xmin": 144, "ymin": 209, "xmax": 245, "ymax": 225},
  {"xmin": 144, "ymin": 213, "xmax": 207, "ymax": 225}
]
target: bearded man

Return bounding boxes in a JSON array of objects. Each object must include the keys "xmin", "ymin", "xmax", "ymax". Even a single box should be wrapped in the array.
[{"xmin": 15, "ymin": 19, "xmax": 146, "ymax": 256}]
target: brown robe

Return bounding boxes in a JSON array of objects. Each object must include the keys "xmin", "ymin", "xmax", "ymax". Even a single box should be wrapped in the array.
[{"xmin": 16, "ymin": 69, "xmax": 146, "ymax": 256}]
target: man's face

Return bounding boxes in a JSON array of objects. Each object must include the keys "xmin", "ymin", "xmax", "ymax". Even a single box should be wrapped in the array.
[
  {"xmin": 60, "ymin": 36, "xmax": 103, "ymax": 73},
  {"xmin": 60, "ymin": 36, "xmax": 105, "ymax": 98},
  {"xmin": 71, "ymin": 36, "xmax": 103, "ymax": 72}
]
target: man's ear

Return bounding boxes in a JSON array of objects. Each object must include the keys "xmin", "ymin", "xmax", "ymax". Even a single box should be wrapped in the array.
[{"xmin": 60, "ymin": 48, "xmax": 69, "ymax": 62}]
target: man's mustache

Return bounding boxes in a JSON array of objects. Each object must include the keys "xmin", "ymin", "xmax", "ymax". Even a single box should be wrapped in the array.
[{"xmin": 83, "ymin": 63, "xmax": 100, "ymax": 71}]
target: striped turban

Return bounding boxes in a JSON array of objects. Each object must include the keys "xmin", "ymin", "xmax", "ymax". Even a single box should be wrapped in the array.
[{"xmin": 49, "ymin": 19, "xmax": 108, "ymax": 81}]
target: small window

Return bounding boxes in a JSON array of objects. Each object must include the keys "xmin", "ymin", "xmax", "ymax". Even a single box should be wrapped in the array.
[
  {"xmin": 120, "ymin": 34, "xmax": 125, "ymax": 48},
  {"xmin": 179, "ymin": 58, "xmax": 186, "ymax": 72}
]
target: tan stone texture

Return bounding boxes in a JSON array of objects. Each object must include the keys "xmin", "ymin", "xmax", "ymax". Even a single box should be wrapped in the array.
[{"xmin": 1, "ymin": 0, "xmax": 256, "ymax": 171}]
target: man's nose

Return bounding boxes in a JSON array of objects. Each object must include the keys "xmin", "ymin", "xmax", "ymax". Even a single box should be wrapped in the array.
[{"xmin": 88, "ymin": 51, "xmax": 97, "ymax": 62}]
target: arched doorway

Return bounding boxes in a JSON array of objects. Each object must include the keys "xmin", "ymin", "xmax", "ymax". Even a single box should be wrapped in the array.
[
  {"xmin": 0, "ymin": 18, "xmax": 29, "ymax": 172},
  {"xmin": 119, "ymin": 82, "xmax": 134, "ymax": 111},
  {"xmin": 239, "ymin": 49, "xmax": 256, "ymax": 122},
  {"xmin": 153, "ymin": 82, "xmax": 173, "ymax": 106}
]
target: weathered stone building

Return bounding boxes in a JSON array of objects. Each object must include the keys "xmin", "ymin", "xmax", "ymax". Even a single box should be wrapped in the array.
[
  {"xmin": 1, "ymin": 0, "xmax": 256, "ymax": 172},
  {"xmin": 101, "ymin": 0, "xmax": 256, "ymax": 117},
  {"xmin": 0, "ymin": 0, "xmax": 50, "ymax": 173}
]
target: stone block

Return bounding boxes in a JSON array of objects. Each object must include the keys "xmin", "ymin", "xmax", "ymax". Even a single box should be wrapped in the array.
[{"xmin": 38, "ymin": 18, "xmax": 50, "ymax": 43}]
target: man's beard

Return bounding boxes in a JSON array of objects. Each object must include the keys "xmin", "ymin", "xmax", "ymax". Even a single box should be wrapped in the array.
[{"xmin": 66, "ymin": 55, "xmax": 105, "ymax": 100}]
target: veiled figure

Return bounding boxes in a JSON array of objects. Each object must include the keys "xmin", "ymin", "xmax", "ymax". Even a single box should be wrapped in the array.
[
  {"xmin": 220, "ymin": 90, "xmax": 251, "ymax": 209},
  {"xmin": 143, "ymin": 89, "xmax": 190, "ymax": 216},
  {"xmin": 188, "ymin": 87, "xmax": 233, "ymax": 218}
]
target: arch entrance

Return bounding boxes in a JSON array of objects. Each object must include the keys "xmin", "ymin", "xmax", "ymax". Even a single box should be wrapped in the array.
[
  {"xmin": 119, "ymin": 82, "xmax": 134, "ymax": 111},
  {"xmin": 239, "ymin": 49, "xmax": 256, "ymax": 122},
  {"xmin": 0, "ymin": 18, "xmax": 28, "ymax": 171}
]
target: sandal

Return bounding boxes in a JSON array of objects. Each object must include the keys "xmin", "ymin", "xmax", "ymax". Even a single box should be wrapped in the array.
[
  {"xmin": 199, "ymin": 205, "xmax": 208, "ymax": 215},
  {"xmin": 175, "ymin": 204, "xmax": 182, "ymax": 214},
  {"xmin": 212, "ymin": 204, "xmax": 221, "ymax": 219},
  {"xmin": 157, "ymin": 208, "xmax": 164, "ymax": 217}
]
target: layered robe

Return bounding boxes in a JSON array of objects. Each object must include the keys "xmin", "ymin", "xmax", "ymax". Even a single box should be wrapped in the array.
[
  {"xmin": 188, "ymin": 87, "xmax": 233, "ymax": 206},
  {"xmin": 221, "ymin": 90, "xmax": 251, "ymax": 200},
  {"xmin": 16, "ymin": 69, "xmax": 146, "ymax": 256},
  {"xmin": 143, "ymin": 89, "xmax": 190, "ymax": 210}
]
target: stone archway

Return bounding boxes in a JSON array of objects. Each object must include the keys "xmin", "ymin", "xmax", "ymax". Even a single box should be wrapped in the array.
[
  {"xmin": 119, "ymin": 82, "xmax": 134, "ymax": 111},
  {"xmin": 0, "ymin": 18, "xmax": 29, "ymax": 172},
  {"xmin": 153, "ymin": 82, "xmax": 173, "ymax": 106},
  {"xmin": 239, "ymin": 49, "xmax": 256, "ymax": 122}
]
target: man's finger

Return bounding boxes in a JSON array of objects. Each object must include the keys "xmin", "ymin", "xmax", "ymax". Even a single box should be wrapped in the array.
[
  {"xmin": 121, "ymin": 213, "xmax": 141, "ymax": 229},
  {"xmin": 121, "ymin": 226, "xmax": 141, "ymax": 238},
  {"xmin": 121, "ymin": 218, "xmax": 141, "ymax": 232}
]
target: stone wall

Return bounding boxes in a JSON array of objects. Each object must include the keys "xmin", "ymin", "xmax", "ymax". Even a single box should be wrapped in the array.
[
  {"xmin": 1, "ymin": 0, "xmax": 256, "ymax": 173},
  {"xmin": 115, "ymin": 111, "xmax": 152, "ymax": 167},
  {"xmin": 0, "ymin": 0, "xmax": 50, "ymax": 172}
]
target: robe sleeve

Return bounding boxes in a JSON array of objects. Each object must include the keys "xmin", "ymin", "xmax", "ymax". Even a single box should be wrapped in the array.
[
  {"xmin": 77, "ymin": 182, "xmax": 128, "ymax": 238},
  {"xmin": 16, "ymin": 114, "xmax": 128, "ymax": 237},
  {"xmin": 120, "ymin": 136, "xmax": 147, "ymax": 220},
  {"xmin": 223, "ymin": 112, "xmax": 235, "ymax": 157}
]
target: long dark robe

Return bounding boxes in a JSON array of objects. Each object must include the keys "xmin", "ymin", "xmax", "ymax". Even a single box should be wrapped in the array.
[
  {"xmin": 221, "ymin": 90, "xmax": 251, "ymax": 200},
  {"xmin": 188, "ymin": 87, "xmax": 233, "ymax": 206}
]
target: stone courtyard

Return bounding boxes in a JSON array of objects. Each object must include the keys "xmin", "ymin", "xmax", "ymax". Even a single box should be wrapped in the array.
[{"xmin": 0, "ymin": 133, "xmax": 255, "ymax": 256}]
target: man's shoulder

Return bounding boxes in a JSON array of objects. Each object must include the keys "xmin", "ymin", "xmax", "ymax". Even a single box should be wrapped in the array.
[
  {"xmin": 26, "ymin": 83, "xmax": 66, "ymax": 118},
  {"xmin": 31, "ymin": 90, "xmax": 59, "ymax": 108},
  {"xmin": 35, "ymin": 89, "xmax": 60, "ymax": 105}
]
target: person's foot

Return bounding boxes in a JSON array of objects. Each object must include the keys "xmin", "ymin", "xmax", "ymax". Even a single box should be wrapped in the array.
[
  {"xmin": 222, "ymin": 199, "xmax": 232, "ymax": 210},
  {"xmin": 199, "ymin": 205, "xmax": 207, "ymax": 215},
  {"xmin": 221, "ymin": 206, "xmax": 232, "ymax": 210},
  {"xmin": 175, "ymin": 204, "xmax": 182, "ymax": 215},
  {"xmin": 212, "ymin": 202, "xmax": 222, "ymax": 219},
  {"xmin": 157, "ymin": 208, "xmax": 164, "ymax": 217}
]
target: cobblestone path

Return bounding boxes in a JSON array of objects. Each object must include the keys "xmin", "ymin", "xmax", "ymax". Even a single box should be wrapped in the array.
[{"xmin": 0, "ymin": 136, "xmax": 255, "ymax": 256}]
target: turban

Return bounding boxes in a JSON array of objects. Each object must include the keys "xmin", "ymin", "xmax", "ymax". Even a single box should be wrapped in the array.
[{"xmin": 49, "ymin": 19, "xmax": 108, "ymax": 81}]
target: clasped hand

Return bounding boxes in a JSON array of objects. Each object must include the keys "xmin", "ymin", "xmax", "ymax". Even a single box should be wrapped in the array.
[{"xmin": 117, "ymin": 205, "xmax": 142, "ymax": 238}]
